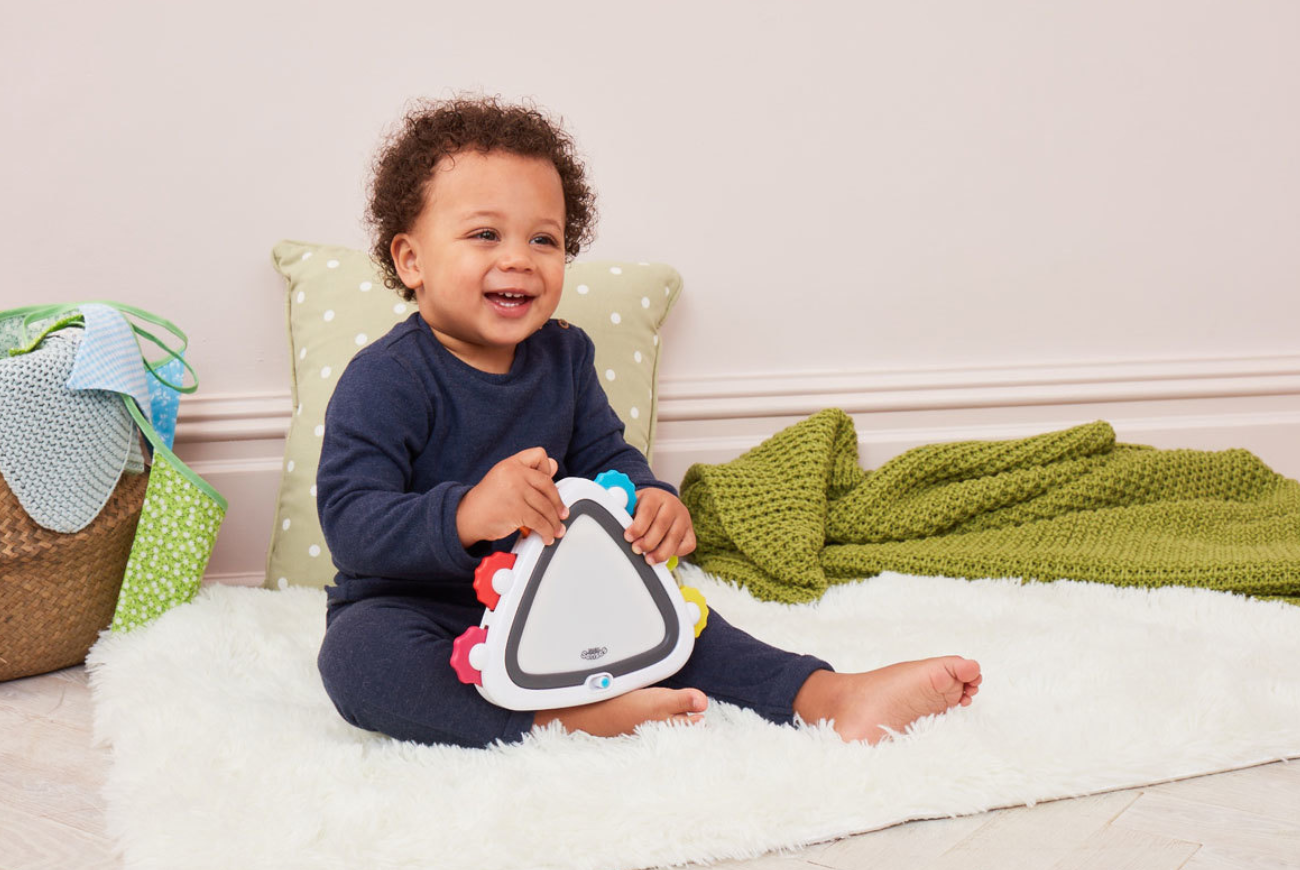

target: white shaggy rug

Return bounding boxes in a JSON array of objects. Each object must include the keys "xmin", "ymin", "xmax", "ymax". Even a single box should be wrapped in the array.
[{"xmin": 88, "ymin": 565, "xmax": 1300, "ymax": 870}]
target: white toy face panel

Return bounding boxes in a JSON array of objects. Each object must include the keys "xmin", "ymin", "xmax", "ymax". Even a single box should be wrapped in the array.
[
  {"xmin": 516, "ymin": 512, "xmax": 666, "ymax": 674},
  {"xmin": 504, "ymin": 499, "xmax": 680, "ymax": 689}
]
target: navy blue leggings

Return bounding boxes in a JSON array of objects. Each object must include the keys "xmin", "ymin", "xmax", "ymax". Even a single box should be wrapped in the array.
[{"xmin": 317, "ymin": 595, "xmax": 831, "ymax": 749}]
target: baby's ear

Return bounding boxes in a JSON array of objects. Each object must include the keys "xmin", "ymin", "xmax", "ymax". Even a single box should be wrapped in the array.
[{"xmin": 391, "ymin": 233, "xmax": 423, "ymax": 290}]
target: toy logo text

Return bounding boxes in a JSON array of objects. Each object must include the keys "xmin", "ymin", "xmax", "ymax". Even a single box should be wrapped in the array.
[{"xmin": 580, "ymin": 646, "xmax": 608, "ymax": 661}]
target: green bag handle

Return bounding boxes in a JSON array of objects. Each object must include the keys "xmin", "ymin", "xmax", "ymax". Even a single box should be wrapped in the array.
[
  {"xmin": 122, "ymin": 395, "xmax": 229, "ymax": 512},
  {"xmin": 1, "ymin": 300, "xmax": 199, "ymax": 393}
]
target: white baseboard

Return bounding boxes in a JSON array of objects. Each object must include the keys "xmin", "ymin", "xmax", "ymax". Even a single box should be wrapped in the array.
[
  {"xmin": 655, "ymin": 354, "xmax": 1300, "ymax": 419},
  {"xmin": 201, "ymin": 572, "xmax": 266, "ymax": 588},
  {"xmin": 177, "ymin": 353, "xmax": 1300, "ymax": 585}
]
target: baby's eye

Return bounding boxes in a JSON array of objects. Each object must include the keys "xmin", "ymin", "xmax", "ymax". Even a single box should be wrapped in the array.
[
  {"xmin": 532, "ymin": 234, "xmax": 559, "ymax": 247},
  {"xmin": 471, "ymin": 229, "xmax": 499, "ymax": 241}
]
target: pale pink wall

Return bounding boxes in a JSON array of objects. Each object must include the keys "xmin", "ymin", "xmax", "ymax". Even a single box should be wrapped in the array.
[{"xmin": 2, "ymin": 0, "xmax": 1297, "ymax": 393}]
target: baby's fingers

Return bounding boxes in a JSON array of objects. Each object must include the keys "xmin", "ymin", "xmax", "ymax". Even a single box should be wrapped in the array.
[
  {"xmin": 644, "ymin": 520, "xmax": 691, "ymax": 564},
  {"xmin": 519, "ymin": 498, "xmax": 564, "ymax": 544},
  {"xmin": 623, "ymin": 499, "xmax": 658, "ymax": 552},
  {"xmin": 628, "ymin": 505, "xmax": 681, "ymax": 564},
  {"xmin": 523, "ymin": 472, "xmax": 568, "ymax": 542},
  {"xmin": 522, "ymin": 506, "xmax": 566, "ymax": 543},
  {"xmin": 623, "ymin": 490, "xmax": 665, "ymax": 544},
  {"xmin": 513, "ymin": 446, "xmax": 558, "ymax": 478}
]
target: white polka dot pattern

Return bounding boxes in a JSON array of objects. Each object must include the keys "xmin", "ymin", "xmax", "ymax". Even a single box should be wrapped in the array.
[{"xmin": 553, "ymin": 261, "xmax": 681, "ymax": 462}]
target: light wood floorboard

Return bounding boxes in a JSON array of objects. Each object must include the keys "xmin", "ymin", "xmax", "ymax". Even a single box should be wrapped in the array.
[{"xmin": 2, "ymin": 665, "xmax": 1297, "ymax": 870}]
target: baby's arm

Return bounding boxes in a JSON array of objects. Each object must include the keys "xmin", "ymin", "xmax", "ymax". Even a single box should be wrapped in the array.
[
  {"xmin": 317, "ymin": 353, "xmax": 481, "ymax": 580},
  {"xmin": 455, "ymin": 447, "xmax": 569, "ymax": 547}
]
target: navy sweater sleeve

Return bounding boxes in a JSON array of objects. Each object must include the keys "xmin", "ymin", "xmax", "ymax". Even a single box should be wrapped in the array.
[{"xmin": 316, "ymin": 351, "xmax": 480, "ymax": 584}]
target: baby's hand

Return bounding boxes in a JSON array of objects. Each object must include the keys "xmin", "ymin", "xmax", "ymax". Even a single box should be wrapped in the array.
[
  {"xmin": 456, "ymin": 448, "xmax": 568, "ymax": 547},
  {"xmin": 624, "ymin": 488, "xmax": 696, "ymax": 565}
]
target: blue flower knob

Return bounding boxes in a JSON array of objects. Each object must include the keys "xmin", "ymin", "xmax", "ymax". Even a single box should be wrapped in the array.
[{"xmin": 594, "ymin": 469, "xmax": 637, "ymax": 515}]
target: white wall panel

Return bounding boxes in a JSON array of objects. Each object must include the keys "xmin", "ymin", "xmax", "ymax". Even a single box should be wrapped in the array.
[{"xmin": 2, "ymin": 1, "xmax": 1296, "ymax": 583}]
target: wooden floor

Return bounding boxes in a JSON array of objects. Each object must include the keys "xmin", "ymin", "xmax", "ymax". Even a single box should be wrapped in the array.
[{"xmin": 2, "ymin": 665, "xmax": 1297, "ymax": 870}]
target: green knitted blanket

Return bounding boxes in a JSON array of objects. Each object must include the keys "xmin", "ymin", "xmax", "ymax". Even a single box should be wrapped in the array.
[{"xmin": 680, "ymin": 409, "xmax": 1300, "ymax": 604}]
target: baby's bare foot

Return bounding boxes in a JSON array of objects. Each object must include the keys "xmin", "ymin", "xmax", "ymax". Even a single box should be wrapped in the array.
[
  {"xmin": 794, "ymin": 657, "xmax": 982, "ymax": 744},
  {"xmin": 534, "ymin": 687, "xmax": 708, "ymax": 738}
]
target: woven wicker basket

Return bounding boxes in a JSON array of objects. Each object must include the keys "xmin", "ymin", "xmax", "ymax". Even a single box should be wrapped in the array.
[{"xmin": 0, "ymin": 469, "xmax": 149, "ymax": 681}]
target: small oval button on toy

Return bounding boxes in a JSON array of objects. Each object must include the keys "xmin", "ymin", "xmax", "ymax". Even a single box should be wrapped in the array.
[{"xmin": 584, "ymin": 672, "xmax": 614, "ymax": 692}]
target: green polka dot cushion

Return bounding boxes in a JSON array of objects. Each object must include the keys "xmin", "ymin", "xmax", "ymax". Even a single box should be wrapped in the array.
[{"xmin": 266, "ymin": 239, "xmax": 683, "ymax": 590}]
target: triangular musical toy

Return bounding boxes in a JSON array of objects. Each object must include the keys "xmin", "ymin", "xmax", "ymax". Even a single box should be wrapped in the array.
[{"xmin": 451, "ymin": 471, "xmax": 709, "ymax": 711}]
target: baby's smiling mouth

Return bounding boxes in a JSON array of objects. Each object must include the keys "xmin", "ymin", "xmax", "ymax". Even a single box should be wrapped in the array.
[{"xmin": 485, "ymin": 290, "xmax": 534, "ymax": 310}]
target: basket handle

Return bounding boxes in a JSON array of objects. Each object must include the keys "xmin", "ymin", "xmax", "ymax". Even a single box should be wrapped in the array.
[{"xmin": 3, "ymin": 301, "xmax": 199, "ymax": 393}]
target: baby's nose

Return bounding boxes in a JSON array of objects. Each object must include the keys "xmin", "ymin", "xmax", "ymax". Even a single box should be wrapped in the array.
[{"xmin": 496, "ymin": 241, "xmax": 534, "ymax": 271}]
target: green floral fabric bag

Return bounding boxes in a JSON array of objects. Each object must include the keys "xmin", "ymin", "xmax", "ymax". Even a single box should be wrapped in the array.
[{"xmin": 112, "ymin": 397, "xmax": 227, "ymax": 631}]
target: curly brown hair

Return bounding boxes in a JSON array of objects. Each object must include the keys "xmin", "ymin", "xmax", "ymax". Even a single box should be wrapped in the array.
[{"xmin": 366, "ymin": 95, "xmax": 598, "ymax": 301}]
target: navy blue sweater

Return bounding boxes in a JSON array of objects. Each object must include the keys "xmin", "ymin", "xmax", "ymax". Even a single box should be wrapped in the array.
[{"xmin": 316, "ymin": 315, "xmax": 672, "ymax": 606}]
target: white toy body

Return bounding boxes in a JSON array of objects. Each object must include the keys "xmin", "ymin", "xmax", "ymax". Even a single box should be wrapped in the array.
[{"xmin": 450, "ymin": 473, "xmax": 707, "ymax": 711}]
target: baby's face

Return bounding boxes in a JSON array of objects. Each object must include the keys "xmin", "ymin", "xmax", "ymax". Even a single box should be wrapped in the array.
[{"xmin": 391, "ymin": 149, "xmax": 567, "ymax": 373}]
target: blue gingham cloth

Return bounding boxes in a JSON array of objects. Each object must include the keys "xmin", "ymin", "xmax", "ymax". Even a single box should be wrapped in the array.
[{"xmin": 65, "ymin": 303, "xmax": 153, "ymax": 426}]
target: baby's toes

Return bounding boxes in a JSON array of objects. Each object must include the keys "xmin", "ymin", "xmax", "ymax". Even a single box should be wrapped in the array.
[{"xmin": 952, "ymin": 657, "xmax": 982, "ymax": 683}]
